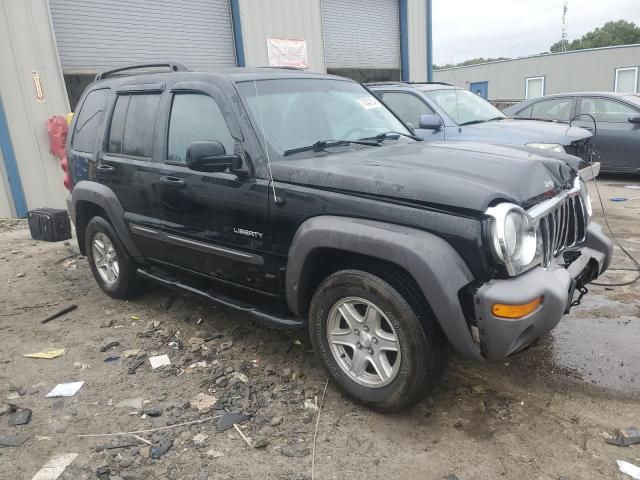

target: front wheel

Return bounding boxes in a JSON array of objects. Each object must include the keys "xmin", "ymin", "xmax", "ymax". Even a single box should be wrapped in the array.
[
  {"xmin": 309, "ymin": 269, "xmax": 448, "ymax": 413},
  {"xmin": 85, "ymin": 216, "xmax": 141, "ymax": 299}
]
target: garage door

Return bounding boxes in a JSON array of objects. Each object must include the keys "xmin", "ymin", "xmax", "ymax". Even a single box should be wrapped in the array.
[
  {"xmin": 321, "ymin": 0, "xmax": 400, "ymax": 70},
  {"xmin": 49, "ymin": 0, "xmax": 237, "ymax": 74}
]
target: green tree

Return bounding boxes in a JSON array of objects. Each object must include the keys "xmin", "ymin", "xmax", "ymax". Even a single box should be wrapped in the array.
[{"xmin": 550, "ymin": 20, "xmax": 640, "ymax": 53}]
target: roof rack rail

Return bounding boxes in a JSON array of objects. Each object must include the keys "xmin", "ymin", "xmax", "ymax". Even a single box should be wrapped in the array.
[
  {"xmin": 95, "ymin": 62, "xmax": 190, "ymax": 81},
  {"xmin": 363, "ymin": 81, "xmax": 453, "ymax": 87}
]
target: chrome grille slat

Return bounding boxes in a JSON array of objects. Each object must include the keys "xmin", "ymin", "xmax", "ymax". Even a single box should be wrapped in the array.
[{"xmin": 531, "ymin": 188, "xmax": 587, "ymax": 268}]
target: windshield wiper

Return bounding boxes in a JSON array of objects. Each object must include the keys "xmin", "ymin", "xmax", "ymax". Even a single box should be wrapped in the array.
[
  {"xmin": 283, "ymin": 139, "xmax": 379, "ymax": 157},
  {"xmin": 359, "ymin": 131, "xmax": 422, "ymax": 142},
  {"xmin": 459, "ymin": 116, "xmax": 505, "ymax": 126}
]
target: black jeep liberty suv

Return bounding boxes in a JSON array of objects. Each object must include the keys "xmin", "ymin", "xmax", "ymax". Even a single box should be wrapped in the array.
[{"xmin": 66, "ymin": 63, "xmax": 613, "ymax": 412}]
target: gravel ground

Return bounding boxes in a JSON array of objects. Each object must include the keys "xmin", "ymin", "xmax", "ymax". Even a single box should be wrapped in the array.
[{"xmin": 0, "ymin": 175, "xmax": 639, "ymax": 480}]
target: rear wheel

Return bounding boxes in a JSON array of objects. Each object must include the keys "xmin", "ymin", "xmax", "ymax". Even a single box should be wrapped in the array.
[
  {"xmin": 85, "ymin": 216, "xmax": 141, "ymax": 299},
  {"xmin": 309, "ymin": 269, "xmax": 448, "ymax": 413}
]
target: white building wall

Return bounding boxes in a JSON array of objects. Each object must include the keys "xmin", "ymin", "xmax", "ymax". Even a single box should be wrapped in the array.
[
  {"xmin": 0, "ymin": 0, "xmax": 70, "ymax": 215},
  {"xmin": 238, "ymin": 0, "xmax": 326, "ymax": 73},
  {"xmin": 407, "ymin": 0, "xmax": 427, "ymax": 82},
  {"xmin": 434, "ymin": 44, "xmax": 640, "ymax": 100}
]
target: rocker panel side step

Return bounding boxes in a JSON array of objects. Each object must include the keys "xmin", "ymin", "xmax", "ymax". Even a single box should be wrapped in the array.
[{"xmin": 137, "ymin": 268, "xmax": 306, "ymax": 330}]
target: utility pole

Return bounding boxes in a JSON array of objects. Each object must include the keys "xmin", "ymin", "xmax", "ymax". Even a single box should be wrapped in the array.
[{"xmin": 561, "ymin": 0, "xmax": 568, "ymax": 52}]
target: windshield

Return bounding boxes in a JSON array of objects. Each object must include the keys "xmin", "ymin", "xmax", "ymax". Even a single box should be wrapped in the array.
[
  {"xmin": 237, "ymin": 79, "xmax": 412, "ymax": 158},
  {"xmin": 422, "ymin": 88, "xmax": 506, "ymax": 125},
  {"xmin": 624, "ymin": 94, "xmax": 640, "ymax": 109}
]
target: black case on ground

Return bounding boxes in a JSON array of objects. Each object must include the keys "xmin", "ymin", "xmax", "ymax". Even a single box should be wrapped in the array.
[{"xmin": 27, "ymin": 208, "xmax": 71, "ymax": 242}]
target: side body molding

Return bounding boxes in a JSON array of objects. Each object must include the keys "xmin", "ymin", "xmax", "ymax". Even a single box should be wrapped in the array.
[
  {"xmin": 69, "ymin": 181, "xmax": 143, "ymax": 261},
  {"xmin": 285, "ymin": 216, "xmax": 482, "ymax": 360}
]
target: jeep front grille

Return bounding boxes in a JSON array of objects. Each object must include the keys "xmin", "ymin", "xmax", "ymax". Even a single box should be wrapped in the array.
[{"xmin": 528, "ymin": 188, "xmax": 588, "ymax": 268}]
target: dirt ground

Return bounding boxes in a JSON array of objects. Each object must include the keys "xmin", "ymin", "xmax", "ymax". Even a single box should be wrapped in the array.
[{"xmin": 1, "ymin": 176, "xmax": 639, "ymax": 480}]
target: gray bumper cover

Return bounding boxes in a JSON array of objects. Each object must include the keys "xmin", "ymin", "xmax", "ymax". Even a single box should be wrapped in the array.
[{"xmin": 474, "ymin": 222, "xmax": 613, "ymax": 360}]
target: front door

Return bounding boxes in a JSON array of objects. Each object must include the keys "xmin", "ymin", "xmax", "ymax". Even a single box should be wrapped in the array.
[
  {"xmin": 470, "ymin": 81, "xmax": 488, "ymax": 100},
  {"xmin": 146, "ymin": 82, "xmax": 277, "ymax": 294},
  {"xmin": 576, "ymin": 96, "xmax": 640, "ymax": 172}
]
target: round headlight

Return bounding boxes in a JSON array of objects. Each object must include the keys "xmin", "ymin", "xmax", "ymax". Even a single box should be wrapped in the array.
[{"xmin": 504, "ymin": 211, "xmax": 524, "ymax": 258}]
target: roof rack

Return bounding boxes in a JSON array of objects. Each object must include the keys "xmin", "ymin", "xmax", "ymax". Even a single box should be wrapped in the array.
[
  {"xmin": 95, "ymin": 62, "xmax": 190, "ymax": 81},
  {"xmin": 363, "ymin": 81, "xmax": 453, "ymax": 87}
]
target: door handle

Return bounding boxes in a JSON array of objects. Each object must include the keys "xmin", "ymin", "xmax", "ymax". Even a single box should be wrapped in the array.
[
  {"xmin": 97, "ymin": 164, "xmax": 115, "ymax": 173},
  {"xmin": 160, "ymin": 176, "xmax": 186, "ymax": 189}
]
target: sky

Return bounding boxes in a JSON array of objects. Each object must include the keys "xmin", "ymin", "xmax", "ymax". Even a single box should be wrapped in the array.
[{"xmin": 432, "ymin": 0, "xmax": 640, "ymax": 65}]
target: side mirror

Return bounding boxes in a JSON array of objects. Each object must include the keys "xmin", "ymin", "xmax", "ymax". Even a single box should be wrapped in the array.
[
  {"xmin": 186, "ymin": 141, "xmax": 240, "ymax": 172},
  {"xmin": 418, "ymin": 114, "xmax": 443, "ymax": 131},
  {"xmin": 628, "ymin": 116, "xmax": 640, "ymax": 124}
]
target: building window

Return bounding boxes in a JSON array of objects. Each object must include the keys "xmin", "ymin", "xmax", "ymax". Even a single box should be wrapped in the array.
[
  {"xmin": 615, "ymin": 67, "xmax": 638, "ymax": 94},
  {"xmin": 525, "ymin": 77, "xmax": 545, "ymax": 99}
]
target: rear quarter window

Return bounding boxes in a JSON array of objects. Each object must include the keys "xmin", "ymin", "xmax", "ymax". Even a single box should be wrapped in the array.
[
  {"xmin": 71, "ymin": 89, "xmax": 110, "ymax": 153},
  {"xmin": 107, "ymin": 94, "xmax": 161, "ymax": 158}
]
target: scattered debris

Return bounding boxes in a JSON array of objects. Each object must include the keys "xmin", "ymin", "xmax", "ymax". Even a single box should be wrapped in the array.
[
  {"xmin": 128, "ymin": 359, "xmax": 145, "ymax": 374},
  {"xmin": 76, "ymin": 414, "xmax": 222, "ymax": 439},
  {"xmin": 115, "ymin": 398, "xmax": 144, "ymax": 410},
  {"xmin": 607, "ymin": 427, "xmax": 640, "ymax": 447},
  {"xmin": 123, "ymin": 348, "xmax": 141, "ymax": 358},
  {"xmin": 230, "ymin": 372, "xmax": 248, "ymax": 384},
  {"xmin": 0, "ymin": 403, "xmax": 16, "ymax": 416},
  {"xmin": 104, "ymin": 355, "xmax": 120, "ymax": 363},
  {"xmin": 96, "ymin": 466, "xmax": 111, "ymax": 479},
  {"xmin": 46, "ymin": 381, "xmax": 84, "ymax": 398},
  {"xmin": 41, "ymin": 304, "xmax": 77, "ymax": 324},
  {"xmin": 130, "ymin": 315, "xmax": 140, "ymax": 321},
  {"xmin": 142, "ymin": 408, "xmax": 162, "ymax": 417},
  {"xmin": 73, "ymin": 362, "xmax": 92, "ymax": 370},
  {"xmin": 100, "ymin": 341, "xmax": 120, "ymax": 352},
  {"xmin": 191, "ymin": 393, "xmax": 217, "ymax": 414},
  {"xmin": 270, "ymin": 416, "xmax": 283, "ymax": 427},
  {"xmin": 7, "ymin": 408, "xmax": 32, "ymax": 426},
  {"xmin": 192, "ymin": 433, "xmax": 208, "ymax": 445},
  {"xmin": 0, "ymin": 434, "xmax": 29, "ymax": 447},
  {"xmin": 206, "ymin": 449, "xmax": 224, "ymax": 459},
  {"xmin": 281, "ymin": 443, "xmax": 310, "ymax": 458},
  {"xmin": 233, "ymin": 423, "xmax": 253, "ymax": 448},
  {"xmin": 22, "ymin": 348, "xmax": 66, "ymax": 359},
  {"xmin": 217, "ymin": 411, "xmax": 250, "ymax": 432},
  {"xmin": 149, "ymin": 354, "xmax": 171, "ymax": 369},
  {"xmin": 16, "ymin": 272, "xmax": 25, "ymax": 278},
  {"xmin": 150, "ymin": 436, "xmax": 173, "ymax": 459},
  {"xmin": 95, "ymin": 440, "xmax": 138, "ymax": 452},
  {"xmin": 304, "ymin": 398, "xmax": 319, "ymax": 412},
  {"xmin": 253, "ymin": 437, "xmax": 269, "ymax": 448},
  {"xmin": 618, "ymin": 460, "xmax": 640, "ymax": 480},
  {"xmin": 31, "ymin": 453, "xmax": 78, "ymax": 480}
]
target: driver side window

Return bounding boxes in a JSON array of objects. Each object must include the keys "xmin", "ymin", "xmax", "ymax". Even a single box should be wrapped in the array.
[
  {"xmin": 167, "ymin": 94, "xmax": 235, "ymax": 164},
  {"xmin": 381, "ymin": 92, "xmax": 436, "ymax": 128}
]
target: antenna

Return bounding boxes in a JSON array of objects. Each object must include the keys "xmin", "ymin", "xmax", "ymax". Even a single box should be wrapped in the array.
[
  {"xmin": 561, "ymin": 1, "xmax": 569, "ymax": 52},
  {"xmin": 251, "ymin": 70, "xmax": 283, "ymax": 206}
]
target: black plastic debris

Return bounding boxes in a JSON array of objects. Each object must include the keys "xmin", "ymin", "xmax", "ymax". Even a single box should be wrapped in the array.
[
  {"xmin": 150, "ymin": 436, "xmax": 173, "ymax": 459},
  {"xmin": 607, "ymin": 426, "xmax": 640, "ymax": 447},
  {"xmin": 7, "ymin": 408, "xmax": 31, "ymax": 426},
  {"xmin": 95, "ymin": 441, "xmax": 138, "ymax": 452},
  {"xmin": 142, "ymin": 408, "xmax": 162, "ymax": 417},
  {"xmin": 96, "ymin": 466, "xmax": 111, "ymax": 479},
  {"xmin": 217, "ymin": 411, "xmax": 250, "ymax": 432},
  {"xmin": 128, "ymin": 359, "xmax": 145, "ymax": 374},
  {"xmin": 0, "ymin": 434, "xmax": 29, "ymax": 447},
  {"xmin": 41, "ymin": 304, "xmax": 77, "ymax": 324},
  {"xmin": 104, "ymin": 356, "xmax": 120, "ymax": 363},
  {"xmin": 100, "ymin": 341, "xmax": 120, "ymax": 352}
]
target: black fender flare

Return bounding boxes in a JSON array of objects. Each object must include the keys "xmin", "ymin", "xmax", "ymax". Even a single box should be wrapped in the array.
[
  {"xmin": 285, "ymin": 216, "xmax": 482, "ymax": 360},
  {"xmin": 70, "ymin": 181, "xmax": 143, "ymax": 261}
]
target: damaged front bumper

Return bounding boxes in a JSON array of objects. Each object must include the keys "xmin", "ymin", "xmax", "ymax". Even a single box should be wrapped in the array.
[{"xmin": 473, "ymin": 222, "xmax": 613, "ymax": 360}]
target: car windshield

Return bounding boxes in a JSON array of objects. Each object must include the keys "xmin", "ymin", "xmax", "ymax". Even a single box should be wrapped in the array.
[
  {"xmin": 422, "ymin": 88, "xmax": 506, "ymax": 125},
  {"xmin": 237, "ymin": 78, "xmax": 412, "ymax": 158}
]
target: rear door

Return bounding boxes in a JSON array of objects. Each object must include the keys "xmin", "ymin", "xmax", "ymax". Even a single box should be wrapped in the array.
[
  {"xmin": 576, "ymin": 96, "xmax": 640, "ymax": 172},
  {"xmin": 144, "ymin": 80, "xmax": 277, "ymax": 294},
  {"xmin": 377, "ymin": 90, "xmax": 445, "ymax": 141},
  {"xmin": 98, "ymin": 85, "xmax": 164, "ymax": 254}
]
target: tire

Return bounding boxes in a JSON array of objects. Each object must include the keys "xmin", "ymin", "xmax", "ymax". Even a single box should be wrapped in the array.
[
  {"xmin": 309, "ymin": 269, "xmax": 448, "ymax": 413},
  {"xmin": 85, "ymin": 216, "xmax": 141, "ymax": 299}
]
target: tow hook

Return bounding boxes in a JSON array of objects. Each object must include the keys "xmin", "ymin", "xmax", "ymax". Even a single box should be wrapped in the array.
[{"xmin": 571, "ymin": 285, "xmax": 589, "ymax": 308}]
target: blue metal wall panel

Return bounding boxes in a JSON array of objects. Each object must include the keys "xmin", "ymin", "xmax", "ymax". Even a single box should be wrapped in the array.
[{"xmin": 0, "ymin": 95, "xmax": 27, "ymax": 217}]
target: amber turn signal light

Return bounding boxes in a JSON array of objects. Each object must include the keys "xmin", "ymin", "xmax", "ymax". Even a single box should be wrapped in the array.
[{"xmin": 492, "ymin": 297, "xmax": 542, "ymax": 319}]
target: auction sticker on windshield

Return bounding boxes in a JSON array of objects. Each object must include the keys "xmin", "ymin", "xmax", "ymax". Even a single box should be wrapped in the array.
[{"xmin": 357, "ymin": 97, "xmax": 382, "ymax": 110}]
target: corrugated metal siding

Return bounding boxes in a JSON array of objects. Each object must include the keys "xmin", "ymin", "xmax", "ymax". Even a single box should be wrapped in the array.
[
  {"xmin": 50, "ymin": 0, "xmax": 236, "ymax": 73},
  {"xmin": 239, "ymin": 0, "xmax": 326, "ymax": 73},
  {"xmin": 322, "ymin": 0, "xmax": 400, "ymax": 69}
]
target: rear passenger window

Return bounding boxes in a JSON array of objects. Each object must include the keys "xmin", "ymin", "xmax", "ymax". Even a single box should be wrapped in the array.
[
  {"xmin": 107, "ymin": 94, "xmax": 160, "ymax": 158},
  {"xmin": 167, "ymin": 94, "xmax": 235, "ymax": 164},
  {"xmin": 72, "ymin": 89, "xmax": 109, "ymax": 153}
]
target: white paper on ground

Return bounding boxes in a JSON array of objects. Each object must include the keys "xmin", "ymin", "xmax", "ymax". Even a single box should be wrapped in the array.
[
  {"xmin": 46, "ymin": 382, "xmax": 84, "ymax": 398},
  {"xmin": 149, "ymin": 354, "xmax": 171, "ymax": 369},
  {"xmin": 31, "ymin": 453, "xmax": 78, "ymax": 480},
  {"xmin": 618, "ymin": 460, "xmax": 640, "ymax": 479}
]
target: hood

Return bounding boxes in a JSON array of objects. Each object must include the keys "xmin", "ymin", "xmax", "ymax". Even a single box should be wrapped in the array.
[
  {"xmin": 272, "ymin": 141, "xmax": 577, "ymax": 213},
  {"xmin": 460, "ymin": 118, "xmax": 592, "ymax": 146}
]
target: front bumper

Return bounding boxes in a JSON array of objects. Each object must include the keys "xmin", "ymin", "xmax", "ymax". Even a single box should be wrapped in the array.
[{"xmin": 474, "ymin": 222, "xmax": 613, "ymax": 360}]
